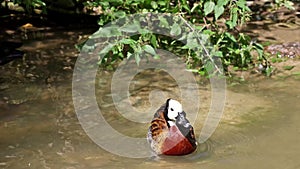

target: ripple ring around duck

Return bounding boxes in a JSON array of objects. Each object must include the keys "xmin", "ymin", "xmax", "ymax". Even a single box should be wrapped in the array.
[{"xmin": 72, "ymin": 13, "xmax": 226, "ymax": 158}]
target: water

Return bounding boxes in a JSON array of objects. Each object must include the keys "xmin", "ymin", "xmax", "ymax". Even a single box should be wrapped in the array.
[
  {"xmin": 1, "ymin": 67, "xmax": 300, "ymax": 169},
  {"xmin": 1, "ymin": 23, "xmax": 300, "ymax": 168}
]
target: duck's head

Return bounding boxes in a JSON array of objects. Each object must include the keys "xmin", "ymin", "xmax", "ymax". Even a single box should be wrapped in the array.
[{"xmin": 164, "ymin": 99, "xmax": 184, "ymax": 126}]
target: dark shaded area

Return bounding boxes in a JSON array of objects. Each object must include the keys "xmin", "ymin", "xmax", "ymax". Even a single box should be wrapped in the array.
[
  {"xmin": 0, "ymin": 8, "xmax": 100, "ymax": 87},
  {"xmin": 0, "ymin": 41, "xmax": 24, "ymax": 65}
]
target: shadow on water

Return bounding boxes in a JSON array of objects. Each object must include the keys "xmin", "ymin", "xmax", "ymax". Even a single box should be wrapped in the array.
[{"xmin": 0, "ymin": 15, "xmax": 300, "ymax": 168}]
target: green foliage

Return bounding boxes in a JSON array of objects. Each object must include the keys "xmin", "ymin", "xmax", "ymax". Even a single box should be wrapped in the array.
[
  {"xmin": 83, "ymin": 0, "xmax": 269, "ymax": 76},
  {"xmin": 273, "ymin": 0, "xmax": 295, "ymax": 10},
  {"xmin": 6, "ymin": 0, "xmax": 296, "ymax": 76},
  {"xmin": 210, "ymin": 31, "xmax": 264, "ymax": 69}
]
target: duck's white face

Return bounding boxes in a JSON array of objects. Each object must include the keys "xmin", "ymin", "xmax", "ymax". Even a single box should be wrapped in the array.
[{"xmin": 167, "ymin": 99, "xmax": 183, "ymax": 121}]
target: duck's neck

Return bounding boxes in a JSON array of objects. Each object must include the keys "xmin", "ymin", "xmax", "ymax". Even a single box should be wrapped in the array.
[{"xmin": 167, "ymin": 120, "xmax": 176, "ymax": 127}]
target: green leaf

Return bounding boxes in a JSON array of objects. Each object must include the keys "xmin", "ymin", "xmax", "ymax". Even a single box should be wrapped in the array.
[
  {"xmin": 203, "ymin": 29, "xmax": 215, "ymax": 35},
  {"xmin": 214, "ymin": 5, "xmax": 224, "ymax": 20},
  {"xmin": 153, "ymin": 55, "xmax": 160, "ymax": 59},
  {"xmin": 113, "ymin": 11, "xmax": 126, "ymax": 18},
  {"xmin": 225, "ymin": 32, "xmax": 237, "ymax": 42},
  {"xmin": 265, "ymin": 66, "xmax": 273, "ymax": 76},
  {"xmin": 170, "ymin": 23, "xmax": 181, "ymax": 36},
  {"xmin": 98, "ymin": 19, "xmax": 105, "ymax": 26},
  {"xmin": 99, "ymin": 1, "xmax": 109, "ymax": 8},
  {"xmin": 233, "ymin": 66, "xmax": 239, "ymax": 71},
  {"xmin": 151, "ymin": 1, "xmax": 158, "ymax": 9},
  {"xmin": 182, "ymin": 32, "xmax": 198, "ymax": 49},
  {"xmin": 204, "ymin": 61, "xmax": 214, "ymax": 73},
  {"xmin": 231, "ymin": 7, "xmax": 238, "ymax": 27},
  {"xmin": 134, "ymin": 53, "xmax": 141, "ymax": 65},
  {"xmin": 158, "ymin": 16, "xmax": 169, "ymax": 28},
  {"xmin": 157, "ymin": 1, "xmax": 166, "ymax": 6},
  {"xmin": 195, "ymin": 25, "xmax": 205, "ymax": 31},
  {"xmin": 254, "ymin": 42, "xmax": 264, "ymax": 50},
  {"xmin": 109, "ymin": 0, "xmax": 123, "ymax": 5},
  {"xmin": 292, "ymin": 72, "xmax": 300, "ymax": 76},
  {"xmin": 119, "ymin": 38, "xmax": 136, "ymax": 45},
  {"xmin": 142, "ymin": 45, "xmax": 157, "ymax": 55},
  {"xmin": 234, "ymin": 49, "xmax": 241, "ymax": 54},
  {"xmin": 217, "ymin": 0, "xmax": 229, "ymax": 6},
  {"xmin": 254, "ymin": 46, "xmax": 263, "ymax": 58},
  {"xmin": 225, "ymin": 20, "xmax": 234, "ymax": 29},
  {"xmin": 213, "ymin": 51, "xmax": 223, "ymax": 57},
  {"xmin": 178, "ymin": 33, "xmax": 187, "ymax": 41},
  {"xmin": 199, "ymin": 70, "xmax": 206, "ymax": 76},
  {"xmin": 127, "ymin": 52, "xmax": 132, "ymax": 59},
  {"xmin": 138, "ymin": 28, "xmax": 150, "ymax": 34},
  {"xmin": 182, "ymin": 4, "xmax": 191, "ymax": 13},
  {"xmin": 150, "ymin": 35, "xmax": 158, "ymax": 48},
  {"xmin": 284, "ymin": 1, "xmax": 295, "ymax": 10},
  {"xmin": 283, "ymin": 65, "xmax": 295, "ymax": 70},
  {"xmin": 92, "ymin": 26, "xmax": 121, "ymax": 38},
  {"xmin": 120, "ymin": 23, "xmax": 140, "ymax": 33},
  {"xmin": 118, "ymin": 52, "xmax": 124, "ymax": 59},
  {"xmin": 204, "ymin": 1, "xmax": 215, "ymax": 16},
  {"xmin": 236, "ymin": 0, "xmax": 246, "ymax": 8}
]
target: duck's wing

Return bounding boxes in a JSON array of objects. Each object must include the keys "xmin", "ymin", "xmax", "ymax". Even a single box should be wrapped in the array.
[
  {"xmin": 186, "ymin": 126, "xmax": 197, "ymax": 147},
  {"xmin": 176, "ymin": 113, "xmax": 197, "ymax": 147},
  {"xmin": 148, "ymin": 109, "xmax": 168, "ymax": 142}
]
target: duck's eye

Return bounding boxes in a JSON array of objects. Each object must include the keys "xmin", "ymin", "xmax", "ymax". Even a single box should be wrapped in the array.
[{"xmin": 171, "ymin": 108, "xmax": 174, "ymax": 111}]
